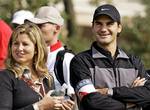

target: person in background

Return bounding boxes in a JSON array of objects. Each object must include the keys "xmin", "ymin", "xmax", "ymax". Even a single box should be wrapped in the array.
[
  {"xmin": 0, "ymin": 19, "xmax": 12, "ymax": 69},
  {"xmin": 70, "ymin": 4, "xmax": 150, "ymax": 110},
  {"xmin": 0, "ymin": 22, "xmax": 74, "ymax": 110},
  {"xmin": 11, "ymin": 10, "xmax": 34, "ymax": 28},
  {"xmin": 27, "ymin": 6, "xmax": 76, "ymax": 109}
]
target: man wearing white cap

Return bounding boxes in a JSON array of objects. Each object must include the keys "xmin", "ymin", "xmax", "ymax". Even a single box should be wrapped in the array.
[
  {"xmin": 27, "ymin": 6, "xmax": 76, "ymax": 110},
  {"xmin": 11, "ymin": 10, "xmax": 34, "ymax": 28}
]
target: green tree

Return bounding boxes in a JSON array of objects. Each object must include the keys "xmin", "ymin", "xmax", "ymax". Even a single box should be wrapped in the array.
[
  {"xmin": 62, "ymin": 0, "xmax": 76, "ymax": 37},
  {"xmin": 0, "ymin": 0, "xmax": 49, "ymax": 22},
  {"xmin": 120, "ymin": 0, "xmax": 150, "ymax": 69}
]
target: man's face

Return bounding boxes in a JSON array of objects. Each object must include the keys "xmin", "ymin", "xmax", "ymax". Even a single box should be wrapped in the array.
[
  {"xmin": 38, "ymin": 23, "xmax": 57, "ymax": 46},
  {"xmin": 92, "ymin": 15, "xmax": 122, "ymax": 47}
]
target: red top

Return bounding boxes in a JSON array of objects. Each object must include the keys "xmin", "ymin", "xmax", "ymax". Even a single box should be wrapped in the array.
[
  {"xmin": 0, "ymin": 20, "xmax": 12, "ymax": 69},
  {"xmin": 50, "ymin": 40, "xmax": 62, "ymax": 52}
]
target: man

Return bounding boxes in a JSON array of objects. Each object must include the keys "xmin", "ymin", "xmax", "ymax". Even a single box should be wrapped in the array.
[
  {"xmin": 70, "ymin": 4, "xmax": 150, "ymax": 110},
  {"xmin": 27, "ymin": 5, "xmax": 75, "ymax": 103},
  {"xmin": 0, "ymin": 19, "xmax": 12, "ymax": 69}
]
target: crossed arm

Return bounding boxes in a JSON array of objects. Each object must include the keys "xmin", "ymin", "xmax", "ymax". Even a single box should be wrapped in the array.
[
  {"xmin": 96, "ymin": 77, "xmax": 147, "ymax": 108},
  {"xmin": 96, "ymin": 77, "xmax": 147, "ymax": 95}
]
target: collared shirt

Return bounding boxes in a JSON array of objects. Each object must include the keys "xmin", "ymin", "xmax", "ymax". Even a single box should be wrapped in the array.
[{"xmin": 47, "ymin": 40, "xmax": 74, "ymax": 95}]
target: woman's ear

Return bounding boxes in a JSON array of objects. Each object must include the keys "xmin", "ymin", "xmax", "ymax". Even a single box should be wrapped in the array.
[{"xmin": 34, "ymin": 50, "xmax": 37, "ymax": 55}]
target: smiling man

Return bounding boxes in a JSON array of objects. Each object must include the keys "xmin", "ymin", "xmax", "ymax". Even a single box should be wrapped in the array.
[{"xmin": 70, "ymin": 4, "xmax": 150, "ymax": 110}]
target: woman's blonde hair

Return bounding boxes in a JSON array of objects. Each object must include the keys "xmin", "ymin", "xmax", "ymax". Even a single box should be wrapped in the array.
[{"xmin": 6, "ymin": 22, "xmax": 53, "ymax": 86}]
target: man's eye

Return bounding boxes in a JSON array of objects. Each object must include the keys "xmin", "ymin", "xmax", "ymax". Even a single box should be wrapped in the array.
[
  {"xmin": 107, "ymin": 22, "xmax": 114, "ymax": 25},
  {"xmin": 95, "ymin": 22, "xmax": 101, "ymax": 26}
]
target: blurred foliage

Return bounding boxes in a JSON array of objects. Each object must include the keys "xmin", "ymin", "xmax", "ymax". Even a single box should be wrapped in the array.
[
  {"xmin": 0, "ymin": 0, "xmax": 76, "ymax": 37},
  {"xmin": 62, "ymin": 0, "xmax": 77, "ymax": 37},
  {"xmin": 0, "ymin": 0, "xmax": 49, "ymax": 23},
  {"xmin": 119, "ymin": 0, "xmax": 150, "ymax": 69},
  {"xmin": 89, "ymin": 0, "xmax": 112, "ymax": 6},
  {"xmin": 66, "ymin": 35, "xmax": 93, "ymax": 53},
  {"xmin": 58, "ymin": 27, "xmax": 92, "ymax": 53}
]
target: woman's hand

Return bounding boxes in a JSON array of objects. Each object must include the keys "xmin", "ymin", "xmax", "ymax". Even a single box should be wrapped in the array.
[
  {"xmin": 36, "ymin": 91, "xmax": 75, "ymax": 110},
  {"xmin": 37, "ymin": 95, "xmax": 64, "ymax": 110},
  {"xmin": 61, "ymin": 99, "xmax": 75, "ymax": 110}
]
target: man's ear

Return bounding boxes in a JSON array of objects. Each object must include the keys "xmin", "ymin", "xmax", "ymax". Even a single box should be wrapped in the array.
[
  {"xmin": 118, "ymin": 24, "xmax": 122, "ymax": 33},
  {"xmin": 55, "ymin": 25, "xmax": 61, "ymax": 32},
  {"xmin": 91, "ymin": 22, "xmax": 94, "ymax": 33}
]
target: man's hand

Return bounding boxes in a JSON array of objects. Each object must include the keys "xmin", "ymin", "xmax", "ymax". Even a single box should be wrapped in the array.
[
  {"xmin": 96, "ymin": 87, "xmax": 108, "ymax": 95},
  {"xmin": 131, "ymin": 77, "xmax": 147, "ymax": 87}
]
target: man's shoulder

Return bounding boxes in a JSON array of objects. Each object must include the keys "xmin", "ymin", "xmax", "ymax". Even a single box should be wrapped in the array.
[
  {"xmin": 58, "ymin": 49, "xmax": 74, "ymax": 63},
  {"xmin": 58, "ymin": 48, "xmax": 74, "ymax": 55},
  {"xmin": 119, "ymin": 48, "xmax": 141, "ymax": 61},
  {"xmin": 126, "ymin": 53, "xmax": 143, "ymax": 70},
  {"xmin": 0, "ymin": 20, "xmax": 12, "ymax": 32},
  {"xmin": 127, "ymin": 53, "xmax": 141, "ymax": 61},
  {"xmin": 71, "ymin": 49, "xmax": 92, "ymax": 64},
  {"xmin": 57, "ymin": 47, "xmax": 74, "ymax": 58}
]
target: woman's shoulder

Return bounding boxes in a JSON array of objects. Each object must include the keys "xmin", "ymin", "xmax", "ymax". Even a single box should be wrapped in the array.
[{"xmin": 0, "ymin": 69, "xmax": 16, "ymax": 80}]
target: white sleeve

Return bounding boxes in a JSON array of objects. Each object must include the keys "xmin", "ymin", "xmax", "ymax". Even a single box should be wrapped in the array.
[
  {"xmin": 76, "ymin": 79, "xmax": 96, "ymax": 100},
  {"xmin": 63, "ymin": 52, "xmax": 75, "ymax": 95}
]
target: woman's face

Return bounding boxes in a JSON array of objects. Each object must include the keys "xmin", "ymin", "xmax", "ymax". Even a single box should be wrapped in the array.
[{"xmin": 12, "ymin": 33, "xmax": 35, "ymax": 66}]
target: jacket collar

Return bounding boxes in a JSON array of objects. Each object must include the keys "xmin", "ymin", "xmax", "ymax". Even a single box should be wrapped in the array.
[
  {"xmin": 91, "ymin": 42, "xmax": 129, "ymax": 59},
  {"xmin": 50, "ymin": 40, "xmax": 63, "ymax": 52}
]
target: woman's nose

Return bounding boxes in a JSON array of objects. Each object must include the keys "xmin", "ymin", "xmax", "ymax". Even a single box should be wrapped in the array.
[{"xmin": 18, "ymin": 44, "xmax": 24, "ymax": 51}]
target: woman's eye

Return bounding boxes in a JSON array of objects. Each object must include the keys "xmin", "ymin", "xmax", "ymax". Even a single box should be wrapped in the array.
[
  {"xmin": 23, "ymin": 43, "xmax": 29, "ymax": 46},
  {"xmin": 13, "ymin": 42, "xmax": 19, "ymax": 45}
]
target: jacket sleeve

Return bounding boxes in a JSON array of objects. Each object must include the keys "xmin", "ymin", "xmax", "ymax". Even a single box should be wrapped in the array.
[
  {"xmin": 15, "ymin": 105, "xmax": 34, "ymax": 110},
  {"xmin": 0, "ymin": 70, "xmax": 14, "ymax": 110},
  {"xmin": 0, "ymin": 70, "xmax": 34, "ymax": 110},
  {"xmin": 70, "ymin": 55, "xmax": 126, "ymax": 110},
  {"xmin": 81, "ymin": 92, "xmax": 125, "ymax": 110},
  {"xmin": 112, "ymin": 56, "xmax": 150, "ymax": 108}
]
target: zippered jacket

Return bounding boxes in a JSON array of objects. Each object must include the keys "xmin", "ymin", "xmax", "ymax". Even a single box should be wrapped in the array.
[{"xmin": 70, "ymin": 42, "xmax": 150, "ymax": 110}]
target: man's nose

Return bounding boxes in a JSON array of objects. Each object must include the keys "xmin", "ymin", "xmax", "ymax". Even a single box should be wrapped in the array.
[
  {"xmin": 100, "ymin": 24, "xmax": 108, "ymax": 32},
  {"xmin": 101, "ymin": 24, "xmax": 107, "ymax": 30}
]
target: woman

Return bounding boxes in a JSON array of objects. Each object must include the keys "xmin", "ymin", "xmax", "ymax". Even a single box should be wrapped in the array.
[{"xmin": 0, "ymin": 23, "xmax": 74, "ymax": 110}]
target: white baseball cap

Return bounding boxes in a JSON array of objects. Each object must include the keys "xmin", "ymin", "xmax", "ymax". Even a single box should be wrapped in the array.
[
  {"xmin": 27, "ymin": 6, "xmax": 64, "ymax": 26},
  {"xmin": 12, "ymin": 10, "xmax": 34, "ymax": 25}
]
